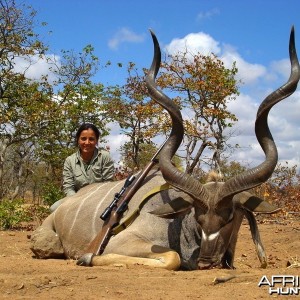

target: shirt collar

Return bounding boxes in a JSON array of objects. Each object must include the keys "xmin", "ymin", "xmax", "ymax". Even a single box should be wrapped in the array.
[{"xmin": 75, "ymin": 148, "xmax": 99, "ymax": 163}]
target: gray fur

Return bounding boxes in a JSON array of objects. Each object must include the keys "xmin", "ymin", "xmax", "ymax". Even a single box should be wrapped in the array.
[{"xmin": 30, "ymin": 170, "xmax": 270, "ymax": 270}]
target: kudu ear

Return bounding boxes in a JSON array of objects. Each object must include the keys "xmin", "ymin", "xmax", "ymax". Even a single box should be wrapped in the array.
[
  {"xmin": 149, "ymin": 197, "xmax": 192, "ymax": 219},
  {"xmin": 233, "ymin": 191, "xmax": 281, "ymax": 213}
]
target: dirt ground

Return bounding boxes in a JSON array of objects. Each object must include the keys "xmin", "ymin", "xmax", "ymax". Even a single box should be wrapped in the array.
[{"xmin": 0, "ymin": 216, "xmax": 299, "ymax": 300}]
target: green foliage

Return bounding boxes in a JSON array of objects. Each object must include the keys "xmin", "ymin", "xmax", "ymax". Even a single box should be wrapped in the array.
[
  {"xmin": 119, "ymin": 140, "xmax": 183, "ymax": 171},
  {"xmin": 104, "ymin": 63, "xmax": 167, "ymax": 169},
  {"xmin": 0, "ymin": 199, "xmax": 31, "ymax": 230},
  {"xmin": 41, "ymin": 182, "xmax": 64, "ymax": 206},
  {"xmin": 219, "ymin": 159, "xmax": 247, "ymax": 180},
  {"xmin": 0, "ymin": 0, "xmax": 113, "ymax": 201},
  {"xmin": 0, "ymin": 198, "xmax": 50, "ymax": 230},
  {"xmin": 28, "ymin": 205, "xmax": 50, "ymax": 225},
  {"xmin": 119, "ymin": 142, "xmax": 159, "ymax": 170},
  {"xmin": 158, "ymin": 51, "xmax": 240, "ymax": 173}
]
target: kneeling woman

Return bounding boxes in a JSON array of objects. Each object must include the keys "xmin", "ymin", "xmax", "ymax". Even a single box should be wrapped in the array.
[{"xmin": 50, "ymin": 123, "xmax": 115, "ymax": 212}]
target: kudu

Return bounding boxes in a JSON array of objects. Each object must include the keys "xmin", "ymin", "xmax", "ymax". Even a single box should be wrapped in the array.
[{"xmin": 30, "ymin": 28, "xmax": 300, "ymax": 270}]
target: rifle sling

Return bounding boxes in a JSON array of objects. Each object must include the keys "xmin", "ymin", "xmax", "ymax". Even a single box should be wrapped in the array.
[{"xmin": 112, "ymin": 182, "xmax": 171, "ymax": 235}]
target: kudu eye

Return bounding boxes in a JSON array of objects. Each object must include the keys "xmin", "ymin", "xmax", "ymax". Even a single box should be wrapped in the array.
[{"xmin": 216, "ymin": 207, "xmax": 234, "ymax": 225}]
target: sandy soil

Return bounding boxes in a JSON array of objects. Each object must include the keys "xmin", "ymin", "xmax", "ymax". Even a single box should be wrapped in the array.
[{"xmin": 0, "ymin": 217, "xmax": 299, "ymax": 300}]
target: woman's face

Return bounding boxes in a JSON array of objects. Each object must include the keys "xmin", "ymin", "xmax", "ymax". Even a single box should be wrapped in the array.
[{"xmin": 78, "ymin": 128, "xmax": 98, "ymax": 156}]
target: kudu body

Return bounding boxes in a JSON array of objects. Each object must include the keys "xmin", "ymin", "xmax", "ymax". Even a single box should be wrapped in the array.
[{"xmin": 31, "ymin": 28, "xmax": 300, "ymax": 270}]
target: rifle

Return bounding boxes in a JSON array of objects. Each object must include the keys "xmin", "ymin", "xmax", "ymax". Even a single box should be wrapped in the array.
[{"xmin": 81, "ymin": 140, "xmax": 167, "ymax": 259}]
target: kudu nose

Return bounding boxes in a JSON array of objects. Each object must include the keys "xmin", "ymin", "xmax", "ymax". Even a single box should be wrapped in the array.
[{"xmin": 198, "ymin": 261, "xmax": 214, "ymax": 270}]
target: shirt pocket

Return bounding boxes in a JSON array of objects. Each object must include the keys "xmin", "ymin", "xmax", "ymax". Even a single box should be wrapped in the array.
[
  {"xmin": 74, "ymin": 169, "xmax": 86, "ymax": 190},
  {"xmin": 91, "ymin": 165, "xmax": 103, "ymax": 181}
]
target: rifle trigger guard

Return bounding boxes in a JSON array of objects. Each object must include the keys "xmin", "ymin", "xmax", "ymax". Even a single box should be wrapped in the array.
[{"xmin": 76, "ymin": 252, "xmax": 95, "ymax": 267}]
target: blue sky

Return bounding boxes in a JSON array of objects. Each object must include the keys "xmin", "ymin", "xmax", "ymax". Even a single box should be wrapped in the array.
[
  {"xmin": 28, "ymin": 0, "xmax": 300, "ymax": 84},
  {"xmin": 19, "ymin": 0, "xmax": 300, "ymax": 170}
]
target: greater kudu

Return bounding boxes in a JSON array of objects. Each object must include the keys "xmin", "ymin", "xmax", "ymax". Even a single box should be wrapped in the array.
[{"xmin": 31, "ymin": 28, "xmax": 300, "ymax": 270}]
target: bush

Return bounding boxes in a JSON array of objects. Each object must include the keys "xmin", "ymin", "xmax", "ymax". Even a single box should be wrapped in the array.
[
  {"xmin": 41, "ymin": 182, "xmax": 64, "ymax": 206},
  {"xmin": 27, "ymin": 205, "xmax": 50, "ymax": 226},
  {"xmin": 0, "ymin": 199, "xmax": 32, "ymax": 230}
]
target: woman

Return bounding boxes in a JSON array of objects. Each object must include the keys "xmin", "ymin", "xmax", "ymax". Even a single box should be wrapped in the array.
[{"xmin": 50, "ymin": 123, "xmax": 115, "ymax": 212}]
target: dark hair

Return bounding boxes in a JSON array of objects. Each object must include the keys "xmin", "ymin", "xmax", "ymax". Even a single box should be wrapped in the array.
[{"xmin": 75, "ymin": 123, "xmax": 100, "ymax": 145}]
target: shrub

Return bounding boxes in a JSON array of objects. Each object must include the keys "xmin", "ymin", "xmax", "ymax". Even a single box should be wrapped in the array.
[
  {"xmin": 41, "ymin": 182, "xmax": 64, "ymax": 206},
  {"xmin": 0, "ymin": 199, "xmax": 32, "ymax": 230},
  {"xmin": 27, "ymin": 205, "xmax": 50, "ymax": 227}
]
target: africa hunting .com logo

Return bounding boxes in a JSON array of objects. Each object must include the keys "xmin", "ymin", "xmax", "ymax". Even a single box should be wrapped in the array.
[{"xmin": 258, "ymin": 275, "xmax": 300, "ymax": 296}]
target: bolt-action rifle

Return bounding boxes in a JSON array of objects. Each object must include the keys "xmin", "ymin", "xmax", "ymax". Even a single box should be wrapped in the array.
[{"xmin": 81, "ymin": 140, "xmax": 167, "ymax": 258}]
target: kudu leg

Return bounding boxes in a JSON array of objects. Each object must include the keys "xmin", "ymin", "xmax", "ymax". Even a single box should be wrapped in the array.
[
  {"xmin": 92, "ymin": 251, "xmax": 180, "ymax": 270},
  {"xmin": 92, "ymin": 238, "xmax": 181, "ymax": 270}
]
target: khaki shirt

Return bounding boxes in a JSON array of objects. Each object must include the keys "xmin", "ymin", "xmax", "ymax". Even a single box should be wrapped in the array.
[{"xmin": 62, "ymin": 149, "xmax": 114, "ymax": 196}]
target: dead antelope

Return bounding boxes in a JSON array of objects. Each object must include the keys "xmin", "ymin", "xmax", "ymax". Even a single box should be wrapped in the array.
[{"xmin": 30, "ymin": 27, "xmax": 300, "ymax": 270}]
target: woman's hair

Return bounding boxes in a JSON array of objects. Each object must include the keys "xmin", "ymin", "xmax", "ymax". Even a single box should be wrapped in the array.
[{"xmin": 75, "ymin": 123, "xmax": 100, "ymax": 145}]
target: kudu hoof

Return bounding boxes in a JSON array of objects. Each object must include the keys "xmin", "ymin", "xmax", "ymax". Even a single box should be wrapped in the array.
[{"xmin": 76, "ymin": 253, "xmax": 95, "ymax": 267}]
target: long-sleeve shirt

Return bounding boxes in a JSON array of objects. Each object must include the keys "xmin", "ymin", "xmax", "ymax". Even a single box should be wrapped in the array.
[{"xmin": 62, "ymin": 148, "xmax": 115, "ymax": 196}]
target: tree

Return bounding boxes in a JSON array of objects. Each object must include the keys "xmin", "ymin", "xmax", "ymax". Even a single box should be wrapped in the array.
[
  {"xmin": 36, "ymin": 45, "xmax": 110, "ymax": 177},
  {"xmin": 21, "ymin": 44, "xmax": 113, "ymax": 204},
  {"xmin": 253, "ymin": 162, "xmax": 300, "ymax": 215},
  {"xmin": 104, "ymin": 62, "xmax": 167, "ymax": 169},
  {"xmin": 0, "ymin": 0, "xmax": 49, "ymax": 198},
  {"xmin": 157, "ymin": 50, "xmax": 240, "ymax": 174},
  {"xmin": 119, "ymin": 142, "xmax": 157, "ymax": 170},
  {"xmin": 0, "ymin": 76, "xmax": 54, "ymax": 198},
  {"xmin": 0, "ymin": 1, "xmax": 112, "ymax": 200},
  {"xmin": 218, "ymin": 158, "xmax": 247, "ymax": 180}
]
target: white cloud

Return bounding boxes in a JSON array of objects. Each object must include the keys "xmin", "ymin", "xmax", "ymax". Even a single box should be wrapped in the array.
[
  {"xmin": 102, "ymin": 122, "xmax": 130, "ymax": 165},
  {"xmin": 14, "ymin": 54, "xmax": 60, "ymax": 84},
  {"xmin": 165, "ymin": 32, "xmax": 221, "ymax": 57},
  {"xmin": 108, "ymin": 28, "xmax": 145, "ymax": 50},
  {"xmin": 165, "ymin": 32, "xmax": 266, "ymax": 85},
  {"xmin": 196, "ymin": 8, "xmax": 220, "ymax": 21},
  {"xmin": 225, "ymin": 94, "xmax": 258, "ymax": 148},
  {"xmin": 164, "ymin": 31, "xmax": 300, "ymax": 170},
  {"xmin": 270, "ymin": 58, "xmax": 291, "ymax": 78},
  {"xmin": 227, "ymin": 89, "xmax": 300, "ymax": 169},
  {"xmin": 221, "ymin": 47, "xmax": 266, "ymax": 85}
]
